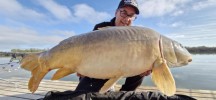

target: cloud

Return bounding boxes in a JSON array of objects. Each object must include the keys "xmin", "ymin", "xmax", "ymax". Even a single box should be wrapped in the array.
[
  {"xmin": 37, "ymin": 1, "xmax": 111, "ymax": 24},
  {"xmin": 51, "ymin": 30, "xmax": 76, "ymax": 37},
  {"xmin": 37, "ymin": 0, "xmax": 73, "ymax": 20},
  {"xmin": 171, "ymin": 10, "xmax": 184, "ymax": 16},
  {"xmin": 0, "ymin": 1, "xmax": 112, "ymax": 51},
  {"xmin": 73, "ymin": 4, "xmax": 111, "ymax": 24},
  {"xmin": 171, "ymin": 22, "xmax": 183, "ymax": 27},
  {"xmin": 137, "ymin": 0, "xmax": 189, "ymax": 18},
  {"xmin": 167, "ymin": 33, "xmax": 216, "ymax": 47},
  {"xmin": 0, "ymin": 0, "xmax": 111, "ymax": 24},
  {"xmin": 0, "ymin": 0, "xmax": 46, "ymax": 21},
  {"xmin": 192, "ymin": 0, "xmax": 216, "ymax": 10},
  {"xmin": 157, "ymin": 21, "xmax": 184, "ymax": 28},
  {"xmin": 165, "ymin": 22, "xmax": 216, "ymax": 46},
  {"xmin": 0, "ymin": 25, "xmax": 70, "ymax": 51},
  {"xmin": 137, "ymin": 0, "xmax": 216, "ymax": 18}
]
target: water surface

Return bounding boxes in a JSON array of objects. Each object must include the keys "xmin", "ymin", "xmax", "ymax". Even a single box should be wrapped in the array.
[{"xmin": 0, "ymin": 54, "xmax": 215, "ymax": 90}]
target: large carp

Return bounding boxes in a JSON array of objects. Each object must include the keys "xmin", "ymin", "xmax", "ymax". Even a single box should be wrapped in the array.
[{"xmin": 21, "ymin": 26, "xmax": 192, "ymax": 96}]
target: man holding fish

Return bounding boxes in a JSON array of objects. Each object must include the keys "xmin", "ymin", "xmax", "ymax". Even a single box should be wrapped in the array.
[
  {"xmin": 75, "ymin": 0, "xmax": 151, "ymax": 92},
  {"xmin": 21, "ymin": 0, "xmax": 194, "ymax": 99}
]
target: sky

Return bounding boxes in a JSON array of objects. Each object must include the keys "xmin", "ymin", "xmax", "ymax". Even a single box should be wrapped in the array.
[{"xmin": 0, "ymin": 0, "xmax": 216, "ymax": 52}]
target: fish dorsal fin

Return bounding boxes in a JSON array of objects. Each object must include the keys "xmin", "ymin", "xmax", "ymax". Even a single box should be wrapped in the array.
[
  {"xmin": 152, "ymin": 58, "xmax": 176, "ymax": 96},
  {"xmin": 99, "ymin": 76, "xmax": 121, "ymax": 93}
]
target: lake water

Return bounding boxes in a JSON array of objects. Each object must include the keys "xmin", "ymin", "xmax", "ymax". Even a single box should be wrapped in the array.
[{"xmin": 0, "ymin": 54, "xmax": 215, "ymax": 91}]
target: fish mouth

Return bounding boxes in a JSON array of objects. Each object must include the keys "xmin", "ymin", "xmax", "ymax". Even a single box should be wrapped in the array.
[{"xmin": 166, "ymin": 60, "xmax": 189, "ymax": 68}]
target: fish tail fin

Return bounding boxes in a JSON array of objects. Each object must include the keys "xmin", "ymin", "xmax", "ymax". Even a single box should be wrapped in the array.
[
  {"xmin": 21, "ymin": 53, "xmax": 49, "ymax": 93},
  {"xmin": 28, "ymin": 67, "xmax": 48, "ymax": 93}
]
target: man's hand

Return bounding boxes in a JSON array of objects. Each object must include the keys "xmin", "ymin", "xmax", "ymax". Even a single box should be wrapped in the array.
[
  {"xmin": 140, "ymin": 70, "xmax": 152, "ymax": 77},
  {"xmin": 76, "ymin": 73, "xmax": 84, "ymax": 77}
]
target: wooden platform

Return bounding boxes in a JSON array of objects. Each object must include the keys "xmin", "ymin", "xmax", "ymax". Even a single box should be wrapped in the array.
[{"xmin": 0, "ymin": 77, "xmax": 215, "ymax": 100}]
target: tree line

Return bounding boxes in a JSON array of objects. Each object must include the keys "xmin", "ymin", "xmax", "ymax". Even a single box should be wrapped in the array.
[
  {"xmin": 186, "ymin": 46, "xmax": 216, "ymax": 54},
  {"xmin": 10, "ymin": 48, "xmax": 48, "ymax": 53},
  {"xmin": 0, "ymin": 48, "xmax": 47, "ymax": 57}
]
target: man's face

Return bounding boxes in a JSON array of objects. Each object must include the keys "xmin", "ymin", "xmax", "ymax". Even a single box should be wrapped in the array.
[{"xmin": 115, "ymin": 6, "xmax": 137, "ymax": 26}]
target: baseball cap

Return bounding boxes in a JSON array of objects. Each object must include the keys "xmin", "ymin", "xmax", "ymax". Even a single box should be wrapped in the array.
[{"xmin": 117, "ymin": 0, "xmax": 139, "ymax": 14}]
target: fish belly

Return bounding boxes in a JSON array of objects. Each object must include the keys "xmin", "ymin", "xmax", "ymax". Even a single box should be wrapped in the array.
[{"xmin": 76, "ymin": 41, "xmax": 157, "ymax": 79}]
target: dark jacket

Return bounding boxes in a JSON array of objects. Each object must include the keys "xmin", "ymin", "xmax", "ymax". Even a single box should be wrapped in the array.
[
  {"xmin": 93, "ymin": 17, "xmax": 116, "ymax": 31},
  {"xmin": 75, "ymin": 17, "xmax": 144, "ymax": 92}
]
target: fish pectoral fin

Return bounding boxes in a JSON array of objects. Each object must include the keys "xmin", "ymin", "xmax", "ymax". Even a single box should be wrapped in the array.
[
  {"xmin": 51, "ymin": 68, "xmax": 74, "ymax": 80},
  {"xmin": 152, "ymin": 58, "xmax": 176, "ymax": 96},
  {"xmin": 99, "ymin": 76, "xmax": 120, "ymax": 93}
]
